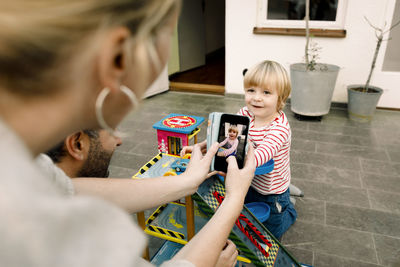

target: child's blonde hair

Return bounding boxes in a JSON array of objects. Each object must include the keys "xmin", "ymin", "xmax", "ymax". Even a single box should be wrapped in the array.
[{"xmin": 244, "ymin": 60, "xmax": 291, "ymax": 111}]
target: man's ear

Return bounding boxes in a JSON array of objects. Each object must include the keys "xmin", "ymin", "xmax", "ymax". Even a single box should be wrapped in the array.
[
  {"xmin": 97, "ymin": 27, "xmax": 131, "ymax": 93},
  {"xmin": 64, "ymin": 132, "xmax": 89, "ymax": 161}
]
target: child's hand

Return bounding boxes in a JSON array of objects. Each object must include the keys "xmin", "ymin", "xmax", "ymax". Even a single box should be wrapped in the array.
[
  {"xmin": 224, "ymin": 145, "xmax": 256, "ymax": 202},
  {"xmin": 182, "ymin": 142, "xmax": 219, "ymax": 193}
]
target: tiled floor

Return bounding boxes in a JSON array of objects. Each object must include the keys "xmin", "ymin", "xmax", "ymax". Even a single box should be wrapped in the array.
[{"xmin": 109, "ymin": 91, "xmax": 400, "ymax": 267}]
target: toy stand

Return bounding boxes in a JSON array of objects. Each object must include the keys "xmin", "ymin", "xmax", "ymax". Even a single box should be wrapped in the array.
[
  {"xmin": 133, "ymin": 113, "xmax": 302, "ymax": 266},
  {"xmin": 134, "ymin": 113, "xmax": 205, "ymax": 260},
  {"xmin": 133, "ymin": 153, "xmax": 196, "ymax": 260},
  {"xmin": 134, "ymin": 153, "xmax": 250, "ymax": 264}
]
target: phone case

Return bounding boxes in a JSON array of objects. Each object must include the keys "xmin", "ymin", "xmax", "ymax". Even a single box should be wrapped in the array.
[{"xmin": 207, "ymin": 112, "xmax": 223, "ymax": 171}]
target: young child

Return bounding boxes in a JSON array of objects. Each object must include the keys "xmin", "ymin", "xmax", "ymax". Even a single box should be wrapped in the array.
[
  {"xmin": 180, "ymin": 60, "xmax": 297, "ymax": 239},
  {"xmin": 239, "ymin": 60, "xmax": 296, "ymax": 240},
  {"xmin": 217, "ymin": 125, "xmax": 239, "ymax": 157}
]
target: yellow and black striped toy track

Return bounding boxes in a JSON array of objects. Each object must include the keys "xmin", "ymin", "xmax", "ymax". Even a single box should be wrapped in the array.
[
  {"xmin": 133, "ymin": 153, "xmax": 163, "ymax": 178},
  {"xmin": 144, "ymin": 203, "xmax": 186, "ymax": 243}
]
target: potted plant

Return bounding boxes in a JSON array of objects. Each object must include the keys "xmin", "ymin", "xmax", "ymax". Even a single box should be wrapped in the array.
[
  {"xmin": 347, "ymin": 17, "xmax": 400, "ymax": 123},
  {"xmin": 290, "ymin": 0, "xmax": 340, "ymax": 119}
]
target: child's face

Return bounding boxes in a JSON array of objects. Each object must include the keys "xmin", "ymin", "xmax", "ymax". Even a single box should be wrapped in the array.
[
  {"xmin": 244, "ymin": 86, "xmax": 279, "ymax": 121},
  {"xmin": 228, "ymin": 130, "xmax": 238, "ymax": 139}
]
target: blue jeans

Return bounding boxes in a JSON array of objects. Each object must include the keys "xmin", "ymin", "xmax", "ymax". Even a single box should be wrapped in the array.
[{"xmin": 245, "ymin": 186, "xmax": 297, "ymax": 240}]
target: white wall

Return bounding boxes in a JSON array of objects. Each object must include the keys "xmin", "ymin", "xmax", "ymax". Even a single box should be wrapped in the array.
[
  {"xmin": 226, "ymin": 0, "xmax": 400, "ymax": 109},
  {"xmin": 383, "ymin": 0, "xmax": 400, "ymax": 71}
]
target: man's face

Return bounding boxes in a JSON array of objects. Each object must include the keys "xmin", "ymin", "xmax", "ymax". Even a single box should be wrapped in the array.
[{"xmin": 77, "ymin": 130, "xmax": 122, "ymax": 178}]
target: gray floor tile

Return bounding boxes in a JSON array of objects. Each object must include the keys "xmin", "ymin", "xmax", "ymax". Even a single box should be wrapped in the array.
[
  {"xmin": 110, "ymin": 151, "xmax": 151, "ymax": 173},
  {"xmin": 326, "ymin": 203, "xmax": 400, "ymax": 238},
  {"xmin": 294, "ymin": 180, "xmax": 370, "ymax": 208},
  {"xmin": 361, "ymin": 159, "xmax": 400, "ymax": 176},
  {"xmin": 285, "ymin": 247, "xmax": 314, "ymax": 266},
  {"xmin": 287, "ymin": 120, "xmax": 309, "ymax": 131},
  {"xmin": 373, "ymin": 234, "xmax": 400, "ymax": 266},
  {"xmin": 361, "ymin": 172, "xmax": 400, "ymax": 194},
  {"xmin": 294, "ymin": 198, "xmax": 325, "ymax": 224},
  {"xmin": 115, "ymin": 139, "xmax": 140, "ymax": 153},
  {"xmin": 291, "ymin": 150, "xmax": 361, "ymax": 171},
  {"xmin": 308, "ymin": 123, "xmax": 376, "ymax": 140},
  {"xmin": 108, "ymin": 165, "xmax": 137, "ymax": 179},
  {"xmin": 291, "ymin": 139, "xmax": 317, "ymax": 152},
  {"xmin": 314, "ymin": 252, "xmax": 383, "ymax": 267},
  {"xmin": 128, "ymin": 141, "xmax": 160, "ymax": 157},
  {"xmin": 291, "ymin": 163, "xmax": 362, "ymax": 188},
  {"xmin": 282, "ymin": 221, "xmax": 378, "ymax": 264},
  {"xmin": 316, "ymin": 142, "xmax": 389, "ymax": 161},
  {"xmin": 368, "ymin": 189, "xmax": 400, "ymax": 215},
  {"xmin": 373, "ymin": 129, "xmax": 400, "ymax": 150},
  {"xmin": 293, "ymin": 129, "xmax": 378, "ymax": 147},
  {"xmin": 387, "ymin": 150, "xmax": 400, "ymax": 163}
]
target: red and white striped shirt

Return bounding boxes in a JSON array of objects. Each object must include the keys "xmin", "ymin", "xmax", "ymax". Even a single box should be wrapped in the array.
[{"xmin": 238, "ymin": 107, "xmax": 291, "ymax": 195}]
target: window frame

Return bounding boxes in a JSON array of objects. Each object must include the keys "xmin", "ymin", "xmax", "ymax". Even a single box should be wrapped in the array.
[{"xmin": 256, "ymin": 0, "xmax": 348, "ymax": 30}]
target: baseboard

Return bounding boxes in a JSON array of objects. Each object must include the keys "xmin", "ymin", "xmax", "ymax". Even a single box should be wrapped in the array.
[
  {"xmin": 286, "ymin": 99, "xmax": 400, "ymax": 111},
  {"xmin": 169, "ymin": 82, "xmax": 224, "ymax": 95}
]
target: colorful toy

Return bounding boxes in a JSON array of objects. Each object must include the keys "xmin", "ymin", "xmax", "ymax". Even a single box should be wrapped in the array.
[
  {"xmin": 255, "ymin": 159, "xmax": 275, "ymax": 175},
  {"xmin": 153, "ymin": 114, "xmax": 204, "ymax": 155},
  {"xmin": 134, "ymin": 114, "xmax": 303, "ymax": 267},
  {"xmin": 171, "ymin": 158, "xmax": 190, "ymax": 173},
  {"xmin": 245, "ymin": 202, "xmax": 270, "ymax": 223}
]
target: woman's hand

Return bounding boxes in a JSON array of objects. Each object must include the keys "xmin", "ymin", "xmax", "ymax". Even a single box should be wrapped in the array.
[
  {"xmin": 215, "ymin": 240, "xmax": 238, "ymax": 267},
  {"xmin": 180, "ymin": 140, "xmax": 207, "ymax": 157},
  {"xmin": 224, "ymin": 145, "xmax": 256, "ymax": 203},
  {"xmin": 180, "ymin": 145, "xmax": 193, "ymax": 157},
  {"xmin": 181, "ymin": 142, "xmax": 219, "ymax": 194}
]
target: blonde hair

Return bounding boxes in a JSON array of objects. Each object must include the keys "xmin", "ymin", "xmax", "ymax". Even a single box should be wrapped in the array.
[
  {"xmin": 0, "ymin": 0, "xmax": 180, "ymax": 95},
  {"xmin": 244, "ymin": 60, "xmax": 291, "ymax": 111}
]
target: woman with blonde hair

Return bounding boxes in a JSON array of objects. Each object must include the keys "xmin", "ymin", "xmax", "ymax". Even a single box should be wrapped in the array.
[{"xmin": 0, "ymin": 0, "xmax": 255, "ymax": 266}]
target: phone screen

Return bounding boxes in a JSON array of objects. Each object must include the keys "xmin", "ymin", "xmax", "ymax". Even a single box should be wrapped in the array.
[{"xmin": 213, "ymin": 114, "xmax": 249, "ymax": 172}]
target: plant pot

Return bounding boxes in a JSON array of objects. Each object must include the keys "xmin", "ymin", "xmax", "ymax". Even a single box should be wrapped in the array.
[
  {"xmin": 290, "ymin": 63, "xmax": 340, "ymax": 116},
  {"xmin": 347, "ymin": 84, "xmax": 383, "ymax": 123}
]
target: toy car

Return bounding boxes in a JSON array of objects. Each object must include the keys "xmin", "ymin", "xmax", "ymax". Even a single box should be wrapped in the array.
[{"xmin": 171, "ymin": 158, "xmax": 190, "ymax": 173}]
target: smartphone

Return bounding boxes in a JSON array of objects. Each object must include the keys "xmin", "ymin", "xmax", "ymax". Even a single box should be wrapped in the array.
[{"xmin": 207, "ymin": 112, "xmax": 250, "ymax": 173}]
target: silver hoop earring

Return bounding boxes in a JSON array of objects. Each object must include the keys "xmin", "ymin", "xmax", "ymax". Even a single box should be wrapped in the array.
[{"xmin": 95, "ymin": 85, "xmax": 138, "ymax": 137}]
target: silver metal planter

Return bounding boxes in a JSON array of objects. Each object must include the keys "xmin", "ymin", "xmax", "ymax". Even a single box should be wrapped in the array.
[
  {"xmin": 347, "ymin": 84, "xmax": 383, "ymax": 123},
  {"xmin": 290, "ymin": 63, "xmax": 340, "ymax": 116}
]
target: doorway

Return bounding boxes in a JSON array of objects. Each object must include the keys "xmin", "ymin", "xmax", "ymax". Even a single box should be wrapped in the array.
[{"xmin": 168, "ymin": 0, "xmax": 225, "ymax": 95}]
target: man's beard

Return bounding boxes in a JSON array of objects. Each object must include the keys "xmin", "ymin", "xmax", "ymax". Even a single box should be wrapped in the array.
[{"xmin": 76, "ymin": 139, "xmax": 113, "ymax": 178}]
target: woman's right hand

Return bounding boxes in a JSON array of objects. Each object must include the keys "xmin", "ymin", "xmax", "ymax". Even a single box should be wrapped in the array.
[{"xmin": 224, "ymin": 145, "xmax": 256, "ymax": 203}]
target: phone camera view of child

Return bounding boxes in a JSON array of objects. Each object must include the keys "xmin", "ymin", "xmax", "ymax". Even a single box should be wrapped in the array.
[{"xmin": 215, "ymin": 123, "xmax": 248, "ymax": 171}]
